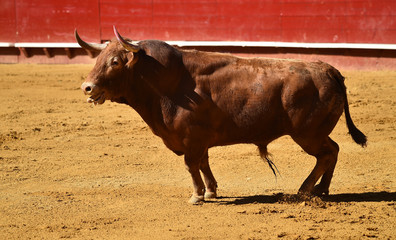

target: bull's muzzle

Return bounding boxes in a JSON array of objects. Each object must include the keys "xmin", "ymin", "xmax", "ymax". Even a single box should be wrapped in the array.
[{"xmin": 81, "ymin": 82, "xmax": 105, "ymax": 105}]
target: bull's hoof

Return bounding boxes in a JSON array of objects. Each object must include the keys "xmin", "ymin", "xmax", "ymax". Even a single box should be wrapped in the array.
[
  {"xmin": 204, "ymin": 191, "xmax": 217, "ymax": 199},
  {"xmin": 297, "ymin": 189, "xmax": 313, "ymax": 197},
  {"xmin": 312, "ymin": 185, "xmax": 329, "ymax": 196},
  {"xmin": 296, "ymin": 191, "xmax": 314, "ymax": 201},
  {"xmin": 188, "ymin": 195, "xmax": 204, "ymax": 205}
]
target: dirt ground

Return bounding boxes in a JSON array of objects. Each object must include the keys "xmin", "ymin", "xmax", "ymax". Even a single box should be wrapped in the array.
[{"xmin": 0, "ymin": 64, "xmax": 395, "ymax": 239}]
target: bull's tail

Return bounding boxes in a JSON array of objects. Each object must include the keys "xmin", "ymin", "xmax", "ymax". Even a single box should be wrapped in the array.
[
  {"xmin": 344, "ymin": 93, "xmax": 367, "ymax": 147},
  {"xmin": 330, "ymin": 67, "xmax": 367, "ymax": 147}
]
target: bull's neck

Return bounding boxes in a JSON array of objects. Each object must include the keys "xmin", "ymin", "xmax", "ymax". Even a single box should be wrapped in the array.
[{"xmin": 124, "ymin": 75, "xmax": 171, "ymax": 137}]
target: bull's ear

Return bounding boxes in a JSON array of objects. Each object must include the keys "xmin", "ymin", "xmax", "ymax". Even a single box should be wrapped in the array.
[{"xmin": 126, "ymin": 52, "xmax": 139, "ymax": 68}]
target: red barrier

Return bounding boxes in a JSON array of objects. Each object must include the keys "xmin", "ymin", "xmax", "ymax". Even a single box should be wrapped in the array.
[
  {"xmin": 1, "ymin": 0, "xmax": 394, "ymax": 44},
  {"xmin": 100, "ymin": 0, "xmax": 396, "ymax": 43},
  {"xmin": 0, "ymin": 0, "xmax": 395, "ymax": 67}
]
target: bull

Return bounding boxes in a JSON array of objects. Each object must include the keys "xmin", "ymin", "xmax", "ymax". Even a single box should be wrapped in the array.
[{"xmin": 75, "ymin": 27, "xmax": 366, "ymax": 204}]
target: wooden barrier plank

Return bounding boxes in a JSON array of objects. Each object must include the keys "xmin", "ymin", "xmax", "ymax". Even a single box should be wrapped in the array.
[
  {"xmin": 16, "ymin": 0, "xmax": 100, "ymax": 42},
  {"xmin": 0, "ymin": 0, "xmax": 16, "ymax": 42}
]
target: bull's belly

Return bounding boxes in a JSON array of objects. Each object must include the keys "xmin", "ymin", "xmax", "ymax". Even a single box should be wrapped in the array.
[{"xmin": 209, "ymin": 124, "xmax": 285, "ymax": 148}]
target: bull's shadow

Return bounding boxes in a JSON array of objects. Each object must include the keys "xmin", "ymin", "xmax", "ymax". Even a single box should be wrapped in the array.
[{"xmin": 212, "ymin": 191, "xmax": 396, "ymax": 205}]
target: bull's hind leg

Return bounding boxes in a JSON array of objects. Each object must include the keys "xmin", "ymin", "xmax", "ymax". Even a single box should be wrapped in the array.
[
  {"xmin": 313, "ymin": 138, "xmax": 339, "ymax": 195},
  {"xmin": 199, "ymin": 151, "xmax": 218, "ymax": 199},
  {"xmin": 296, "ymin": 137, "xmax": 339, "ymax": 196}
]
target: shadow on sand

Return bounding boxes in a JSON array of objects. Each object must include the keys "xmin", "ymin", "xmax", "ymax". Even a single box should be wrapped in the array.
[{"xmin": 212, "ymin": 191, "xmax": 396, "ymax": 205}]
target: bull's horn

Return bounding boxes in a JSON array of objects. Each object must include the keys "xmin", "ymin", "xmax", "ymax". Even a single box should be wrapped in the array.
[
  {"xmin": 74, "ymin": 29, "xmax": 107, "ymax": 52},
  {"xmin": 113, "ymin": 26, "xmax": 140, "ymax": 53}
]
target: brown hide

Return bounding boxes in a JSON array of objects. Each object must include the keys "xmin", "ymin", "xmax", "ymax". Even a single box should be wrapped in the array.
[{"xmin": 79, "ymin": 36, "xmax": 366, "ymax": 203}]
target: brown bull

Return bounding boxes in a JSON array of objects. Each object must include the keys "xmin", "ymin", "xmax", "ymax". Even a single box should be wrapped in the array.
[{"xmin": 76, "ymin": 27, "xmax": 366, "ymax": 204}]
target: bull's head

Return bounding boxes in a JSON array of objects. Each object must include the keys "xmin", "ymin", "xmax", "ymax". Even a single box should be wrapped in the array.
[{"xmin": 75, "ymin": 26, "xmax": 141, "ymax": 105}]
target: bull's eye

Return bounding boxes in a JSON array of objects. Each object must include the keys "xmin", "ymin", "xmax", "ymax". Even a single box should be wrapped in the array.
[{"xmin": 111, "ymin": 58, "xmax": 119, "ymax": 66}]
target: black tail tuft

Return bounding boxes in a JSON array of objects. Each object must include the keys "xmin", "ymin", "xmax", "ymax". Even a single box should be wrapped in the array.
[
  {"xmin": 344, "ymin": 100, "xmax": 367, "ymax": 147},
  {"xmin": 258, "ymin": 145, "xmax": 281, "ymax": 177}
]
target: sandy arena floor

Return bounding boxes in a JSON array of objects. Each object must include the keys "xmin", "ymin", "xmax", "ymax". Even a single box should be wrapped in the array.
[{"xmin": 0, "ymin": 64, "xmax": 395, "ymax": 239}]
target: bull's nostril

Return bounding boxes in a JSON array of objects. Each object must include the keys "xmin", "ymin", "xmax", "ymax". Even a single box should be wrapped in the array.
[
  {"xmin": 85, "ymin": 86, "xmax": 92, "ymax": 93},
  {"xmin": 81, "ymin": 82, "xmax": 96, "ymax": 95}
]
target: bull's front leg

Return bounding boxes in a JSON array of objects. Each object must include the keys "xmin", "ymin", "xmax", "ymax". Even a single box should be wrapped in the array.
[
  {"xmin": 199, "ymin": 151, "xmax": 217, "ymax": 199},
  {"xmin": 184, "ymin": 154, "xmax": 205, "ymax": 204}
]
